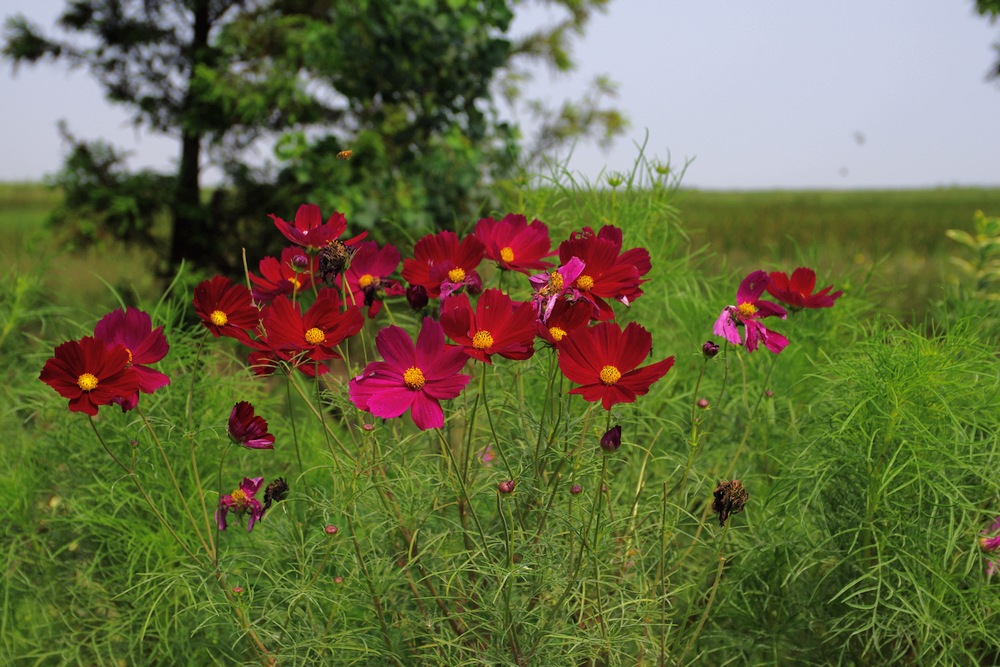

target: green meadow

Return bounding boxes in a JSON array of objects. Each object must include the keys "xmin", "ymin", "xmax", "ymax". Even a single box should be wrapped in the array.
[{"xmin": 3, "ymin": 173, "xmax": 999, "ymax": 665}]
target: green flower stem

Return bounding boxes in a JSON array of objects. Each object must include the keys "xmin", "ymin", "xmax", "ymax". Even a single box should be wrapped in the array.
[
  {"xmin": 658, "ymin": 481, "xmax": 670, "ymax": 667},
  {"xmin": 532, "ymin": 350, "xmax": 558, "ymax": 473},
  {"xmin": 436, "ymin": 429, "xmax": 489, "ymax": 553},
  {"xmin": 498, "ymin": 492, "xmax": 523, "ymax": 663},
  {"xmin": 287, "ymin": 371, "xmax": 353, "ymax": 461},
  {"xmin": 678, "ymin": 523, "xmax": 730, "ymax": 665},
  {"xmin": 214, "ymin": 441, "xmax": 233, "ymax": 565},
  {"xmin": 184, "ymin": 331, "xmax": 208, "ymax": 432},
  {"xmin": 479, "ymin": 363, "xmax": 515, "ymax": 479},
  {"xmin": 284, "ymin": 372, "xmax": 304, "ymax": 477}
]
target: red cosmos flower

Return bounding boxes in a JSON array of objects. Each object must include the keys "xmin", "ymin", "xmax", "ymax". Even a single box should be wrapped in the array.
[
  {"xmin": 713, "ymin": 270, "xmax": 789, "ymax": 354},
  {"xmin": 193, "ymin": 276, "xmax": 260, "ymax": 344},
  {"xmin": 558, "ymin": 225, "xmax": 651, "ymax": 321},
  {"xmin": 338, "ymin": 241, "xmax": 403, "ymax": 318},
  {"xmin": 39, "ymin": 336, "xmax": 140, "ymax": 416},
  {"xmin": 261, "ymin": 289, "xmax": 364, "ymax": 376},
  {"xmin": 536, "ymin": 298, "xmax": 592, "ymax": 347},
  {"xmin": 93, "ymin": 307, "xmax": 170, "ymax": 411},
  {"xmin": 228, "ymin": 401, "xmax": 275, "ymax": 450},
  {"xmin": 217, "ymin": 477, "xmax": 265, "ymax": 532},
  {"xmin": 269, "ymin": 203, "xmax": 367, "ymax": 251},
  {"xmin": 401, "ymin": 230, "xmax": 485, "ymax": 299},
  {"xmin": 766, "ymin": 267, "xmax": 843, "ymax": 310},
  {"xmin": 474, "ymin": 213, "xmax": 554, "ymax": 274},
  {"xmin": 440, "ymin": 289, "xmax": 536, "ymax": 364},
  {"xmin": 250, "ymin": 247, "xmax": 318, "ymax": 304},
  {"xmin": 349, "ymin": 318, "xmax": 472, "ymax": 430},
  {"xmin": 558, "ymin": 322, "xmax": 675, "ymax": 410}
]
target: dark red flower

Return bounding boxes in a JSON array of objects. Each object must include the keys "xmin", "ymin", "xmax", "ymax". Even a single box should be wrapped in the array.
[
  {"xmin": 349, "ymin": 318, "xmax": 472, "ymax": 430},
  {"xmin": 713, "ymin": 270, "xmax": 789, "ymax": 354},
  {"xmin": 261, "ymin": 289, "xmax": 364, "ymax": 376},
  {"xmin": 270, "ymin": 203, "xmax": 367, "ymax": 251},
  {"xmin": 440, "ymin": 289, "xmax": 536, "ymax": 364},
  {"xmin": 228, "ymin": 401, "xmax": 275, "ymax": 450},
  {"xmin": 558, "ymin": 321, "xmax": 675, "ymax": 410},
  {"xmin": 766, "ymin": 267, "xmax": 843, "ymax": 310},
  {"xmin": 474, "ymin": 213, "xmax": 554, "ymax": 274},
  {"xmin": 338, "ymin": 241, "xmax": 403, "ymax": 318},
  {"xmin": 558, "ymin": 225, "xmax": 650, "ymax": 321},
  {"xmin": 401, "ymin": 230, "xmax": 485, "ymax": 299},
  {"xmin": 39, "ymin": 336, "xmax": 140, "ymax": 416},
  {"xmin": 250, "ymin": 247, "xmax": 318, "ymax": 303},
  {"xmin": 93, "ymin": 307, "xmax": 170, "ymax": 411},
  {"xmin": 536, "ymin": 298, "xmax": 592, "ymax": 347},
  {"xmin": 193, "ymin": 276, "xmax": 260, "ymax": 344}
]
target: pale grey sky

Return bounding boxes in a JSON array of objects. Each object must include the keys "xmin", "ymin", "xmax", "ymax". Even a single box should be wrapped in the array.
[{"xmin": 2, "ymin": 0, "xmax": 999, "ymax": 189}]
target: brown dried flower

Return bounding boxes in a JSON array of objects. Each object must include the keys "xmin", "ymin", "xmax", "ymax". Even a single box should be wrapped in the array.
[{"xmin": 712, "ymin": 479, "xmax": 748, "ymax": 526}]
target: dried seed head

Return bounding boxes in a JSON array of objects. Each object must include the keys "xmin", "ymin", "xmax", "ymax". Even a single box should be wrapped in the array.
[{"xmin": 712, "ymin": 479, "xmax": 749, "ymax": 526}]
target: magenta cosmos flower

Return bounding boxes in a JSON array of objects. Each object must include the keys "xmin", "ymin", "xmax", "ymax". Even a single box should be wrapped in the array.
[
  {"xmin": 338, "ymin": 240, "xmax": 403, "ymax": 318},
  {"xmin": 93, "ymin": 307, "xmax": 170, "ymax": 411},
  {"xmin": 558, "ymin": 226, "xmax": 651, "ymax": 321},
  {"xmin": 766, "ymin": 267, "xmax": 843, "ymax": 310},
  {"xmin": 217, "ymin": 477, "xmax": 265, "ymax": 532},
  {"xmin": 474, "ymin": 213, "xmax": 554, "ymax": 274},
  {"xmin": 193, "ymin": 276, "xmax": 260, "ymax": 344},
  {"xmin": 529, "ymin": 256, "xmax": 586, "ymax": 321},
  {"xmin": 536, "ymin": 298, "xmax": 592, "ymax": 347},
  {"xmin": 440, "ymin": 289, "xmax": 536, "ymax": 364},
  {"xmin": 349, "ymin": 318, "xmax": 472, "ymax": 430},
  {"xmin": 401, "ymin": 230, "xmax": 485, "ymax": 299},
  {"xmin": 250, "ymin": 247, "xmax": 318, "ymax": 303},
  {"xmin": 558, "ymin": 321, "xmax": 675, "ymax": 410},
  {"xmin": 228, "ymin": 401, "xmax": 275, "ymax": 450},
  {"xmin": 260, "ymin": 289, "xmax": 364, "ymax": 376},
  {"xmin": 980, "ymin": 516, "xmax": 1000, "ymax": 578},
  {"xmin": 713, "ymin": 270, "xmax": 789, "ymax": 354},
  {"xmin": 270, "ymin": 203, "xmax": 367, "ymax": 251},
  {"xmin": 39, "ymin": 336, "xmax": 140, "ymax": 416}
]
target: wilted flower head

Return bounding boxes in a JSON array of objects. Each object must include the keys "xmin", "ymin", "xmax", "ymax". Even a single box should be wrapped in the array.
[
  {"xmin": 217, "ymin": 477, "xmax": 265, "ymax": 532},
  {"xmin": 228, "ymin": 401, "xmax": 275, "ymax": 449},
  {"xmin": 980, "ymin": 516, "xmax": 1000, "ymax": 578},
  {"xmin": 263, "ymin": 477, "xmax": 288, "ymax": 514},
  {"xmin": 600, "ymin": 425, "xmax": 622, "ymax": 452},
  {"xmin": 712, "ymin": 479, "xmax": 749, "ymax": 527}
]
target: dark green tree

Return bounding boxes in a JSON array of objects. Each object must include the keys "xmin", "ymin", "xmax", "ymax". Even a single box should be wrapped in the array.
[{"xmin": 976, "ymin": 0, "xmax": 1000, "ymax": 78}]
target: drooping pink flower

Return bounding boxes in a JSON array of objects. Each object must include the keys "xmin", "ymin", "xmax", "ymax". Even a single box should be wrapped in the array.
[
  {"xmin": 713, "ymin": 271, "xmax": 789, "ymax": 354},
  {"xmin": 529, "ymin": 257, "xmax": 586, "ymax": 321},
  {"xmin": 269, "ymin": 203, "xmax": 367, "ymax": 251},
  {"xmin": 93, "ymin": 307, "xmax": 170, "ymax": 411},
  {"xmin": 349, "ymin": 318, "xmax": 472, "ymax": 430},
  {"xmin": 439, "ymin": 289, "xmax": 536, "ymax": 364},
  {"xmin": 557, "ymin": 226, "xmax": 650, "ymax": 320},
  {"xmin": 338, "ymin": 241, "xmax": 403, "ymax": 318},
  {"xmin": 260, "ymin": 289, "xmax": 364, "ymax": 376},
  {"xmin": 980, "ymin": 516, "xmax": 1000, "ymax": 578},
  {"xmin": 766, "ymin": 267, "xmax": 843, "ymax": 310},
  {"xmin": 474, "ymin": 213, "xmax": 554, "ymax": 274},
  {"xmin": 401, "ymin": 230, "xmax": 485, "ymax": 299},
  {"xmin": 217, "ymin": 477, "xmax": 265, "ymax": 532},
  {"xmin": 558, "ymin": 321, "xmax": 675, "ymax": 410},
  {"xmin": 39, "ymin": 337, "xmax": 140, "ymax": 417},
  {"xmin": 250, "ymin": 247, "xmax": 318, "ymax": 304},
  {"xmin": 228, "ymin": 401, "xmax": 275, "ymax": 450},
  {"xmin": 192, "ymin": 276, "xmax": 260, "ymax": 344}
]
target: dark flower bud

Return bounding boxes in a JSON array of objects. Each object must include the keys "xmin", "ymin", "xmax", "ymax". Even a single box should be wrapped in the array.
[
  {"xmin": 600, "ymin": 425, "xmax": 622, "ymax": 452},
  {"xmin": 262, "ymin": 477, "xmax": 289, "ymax": 514},
  {"xmin": 465, "ymin": 273, "xmax": 483, "ymax": 297},
  {"xmin": 498, "ymin": 479, "xmax": 516, "ymax": 494},
  {"xmin": 570, "ymin": 484, "xmax": 583, "ymax": 495},
  {"xmin": 406, "ymin": 284, "xmax": 429, "ymax": 310},
  {"xmin": 324, "ymin": 524, "xmax": 339, "ymax": 535},
  {"xmin": 712, "ymin": 479, "xmax": 749, "ymax": 527},
  {"xmin": 702, "ymin": 340, "xmax": 720, "ymax": 358},
  {"xmin": 764, "ymin": 389, "xmax": 774, "ymax": 399},
  {"xmin": 697, "ymin": 398, "xmax": 710, "ymax": 409},
  {"xmin": 291, "ymin": 254, "xmax": 309, "ymax": 271},
  {"xmin": 333, "ymin": 575, "xmax": 344, "ymax": 584}
]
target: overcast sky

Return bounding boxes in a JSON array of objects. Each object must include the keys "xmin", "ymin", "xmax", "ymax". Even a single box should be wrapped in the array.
[{"xmin": 1, "ymin": 1, "xmax": 998, "ymax": 189}]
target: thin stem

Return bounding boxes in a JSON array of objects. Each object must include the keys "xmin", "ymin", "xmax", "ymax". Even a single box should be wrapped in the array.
[{"xmin": 284, "ymin": 372, "xmax": 305, "ymax": 476}]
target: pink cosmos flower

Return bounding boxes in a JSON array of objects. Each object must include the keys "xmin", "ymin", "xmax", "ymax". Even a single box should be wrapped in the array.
[
  {"xmin": 439, "ymin": 289, "xmax": 536, "ymax": 364},
  {"xmin": 349, "ymin": 318, "xmax": 472, "ymax": 430},
  {"xmin": 980, "ymin": 516, "xmax": 1000, "ymax": 578},
  {"xmin": 713, "ymin": 271, "xmax": 789, "ymax": 354},
  {"xmin": 228, "ymin": 401, "xmax": 275, "ymax": 450},
  {"xmin": 558, "ymin": 226, "xmax": 651, "ymax": 321},
  {"xmin": 269, "ymin": 203, "xmax": 367, "ymax": 250},
  {"xmin": 558, "ymin": 321, "xmax": 675, "ymax": 410},
  {"xmin": 260, "ymin": 289, "xmax": 364, "ymax": 377},
  {"xmin": 93, "ymin": 307, "xmax": 170, "ymax": 411},
  {"xmin": 473, "ymin": 213, "xmax": 554, "ymax": 274},
  {"xmin": 766, "ymin": 267, "xmax": 843, "ymax": 310},
  {"xmin": 338, "ymin": 241, "xmax": 403, "ymax": 318},
  {"xmin": 217, "ymin": 477, "xmax": 265, "ymax": 532},
  {"xmin": 39, "ymin": 336, "xmax": 139, "ymax": 416},
  {"xmin": 529, "ymin": 256, "xmax": 586, "ymax": 322},
  {"xmin": 401, "ymin": 230, "xmax": 485, "ymax": 299},
  {"xmin": 250, "ymin": 247, "xmax": 317, "ymax": 304}
]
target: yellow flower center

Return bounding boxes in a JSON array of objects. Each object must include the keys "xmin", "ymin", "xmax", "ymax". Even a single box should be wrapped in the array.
[
  {"xmin": 550, "ymin": 272, "xmax": 564, "ymax": 290},
  {"xmin": 358, "ymin": 274, "xmax": 376, "ymax": 288},
  {"xmin": 77, "ymin": 373, "xmax": 99, "ymax": 391},
  {"xmin": 472, "ymin": 330, "xmax": 494, "ymax": 350},
  {"xmin": 575, "ymin": 275, "xmax": 595, "ymax": 291},
  {"xmin": 599, "ymin": 365, "xmax": 622, "ymax": 385},
  {"xmin": 736, "ymin": 302, "xmax": 758, "ymax": 319},
  {"xmin": 500, "ymin": 247, "xmax": 515, "ymax": 263},
  {"xmin": 230, "ymin": 488, "xmax": 249, "ymax": 509},
  {"xmin": 305, "ymin": 327, "xmax": 326, "ymax": 345},
  {"xmin": 447, "ymin": 267, "xmax": 466, "ymax": 283},
  {"xmin": 124, "ymin": 348, "xmax": 133, "ymax": 366},
  {"xmin": 210, "ymin": 310, "xmax": 229, "ymax": 326},
  {"xmin": 288, "ymin": 276, "xmax": 302, "ymax": 291},
  {"xmin": 403, "ymin": 366, "xmax": 426, "ymax": 389},
  {"xmin": 549, "ymin": 326, "xmax": 567, "ymax": 342}
]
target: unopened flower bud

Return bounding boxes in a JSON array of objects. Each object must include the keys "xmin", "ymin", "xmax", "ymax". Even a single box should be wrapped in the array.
[
  {"xmin": 600, "ymin": 425, "xmax": 622, "ymax": 452},
  {"xmin": 232, "ymin": 586, "xmax": 243, "ymax": 594},
  {"xmin": 702, "ymin": 340, "xmax": 720, "ymax": 358},
  {"xmin": 291, "ymin": 254, "xmax": 309, "ymax": 271},
  {"xmin": 465, "ymin": 273, "xmax": 483, "ymax": 297},
  {"xmin": 764, "ymin": 389, "xmax": 774, "ymax": 399},
  {"xmin": 406, "ymin": 284, "xmax": 428, "ymax": 310},
  {"xmin": 712, "ymin": 479, "xmax": 749, "ymax": 527},
  {"xmin": 498, "ymin": 479, "xmax": 516, "ymax": 494},
  {"xmin": 362, "ymin": 423, "xmax": 375, "ymax": 432},
  {"xmin": 570, "ymin": 484, "xmax": 583, "ymax": 495},
  {"xmin": 325, "ymin": 524, "xmax": 339, "ymax": 535},
  {"xmin": 333, "ymin": 575, "xmax": 344, "ymax": 584},
  {"xmin": 697, "ymin": 398, "xmax": 710, "ymax": 409}
]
